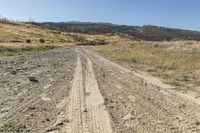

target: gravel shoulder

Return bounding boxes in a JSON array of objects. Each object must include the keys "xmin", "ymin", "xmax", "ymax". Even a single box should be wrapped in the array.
[
  {"xmin": 0, "ymin": 49, "xmax": 76, "ymax": 132},
  {"xmin": 1, "ymin": 47, "xmax": 200, "ymax": 133},
  {"xmin": 83, "ymin": 48, "xmax": 200, "ymax": 132}
]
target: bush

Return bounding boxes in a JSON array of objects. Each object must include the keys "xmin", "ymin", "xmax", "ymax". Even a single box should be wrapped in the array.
[
  {"xmin": 77, "ymin": 39, "xmax": 107, "ymax": 46},
  {"xmin": 39, "ymin": 39, "xmax": 45, "ymax": 44},
  {"xmin": 95, "ymin": 39, "xmax": 107, "ymax": 45},
  {"xmin": 26, "ymin": 39, "xmax": 31, "ymax": 43},
  {"xmin": 44, "ymin": 45, "xmax": 55, "ymax": 49}
]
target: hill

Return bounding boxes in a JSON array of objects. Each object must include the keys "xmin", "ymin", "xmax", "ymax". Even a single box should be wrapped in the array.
[
  {"xmin": 0, "ymin": 20, "xmax": 74, "ymax": 43},
  {"xmin": 0, "ymin": 20, "xmax": 129, "ymax": 56},
  {"xmin": 30, "ymin": 22, "xmax": 200, "ymax": 41}
]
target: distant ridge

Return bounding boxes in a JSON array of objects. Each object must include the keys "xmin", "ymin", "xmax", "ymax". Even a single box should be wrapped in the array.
[{"xmin": 27, "ymin": 21, "xmax": 200, "ymax": 41}]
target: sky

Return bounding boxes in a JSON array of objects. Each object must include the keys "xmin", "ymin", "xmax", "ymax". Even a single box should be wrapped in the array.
[{"xmin": 0, "ymin": 0, "xmax": 199, "ymax": 30}]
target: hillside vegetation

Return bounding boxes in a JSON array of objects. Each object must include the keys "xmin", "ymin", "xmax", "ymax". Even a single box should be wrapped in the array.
[
  {"xmin": 93, "ymin": 40, "xmax": 200, "ymax": 91},
  {"xmin": 0, "ymin": 21, "xmax": 76, "ymax": 56},
  {"xmin": 0, "ymin": 21, "xmax": 75, "ymax": 43},
  {"xmin": 0, "ymin": 20, "xmax": 128, "ymax": 56},
  {"xmin": 31, "ymin": 22, "xmax": 200, "ymax": 41}
]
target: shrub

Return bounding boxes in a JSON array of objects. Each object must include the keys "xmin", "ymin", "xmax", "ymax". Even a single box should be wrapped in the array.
[
  {"xmin": 77, "ymin": 39, "xmax": 107, "ymax": 46},
  {"xmin": 44, "ymin": 45, "xmax": 55, "ymax": 49},
  {"xmin": 95, "ymin": 39, "xmax": 107, "ymax": 45},
  {"xmin": 26, "ymin": 39, "xmax": 31, "ymax": 43},
  {"xmin": 39, "ymin": 39, "xmax": 45, "ymax": 44}
]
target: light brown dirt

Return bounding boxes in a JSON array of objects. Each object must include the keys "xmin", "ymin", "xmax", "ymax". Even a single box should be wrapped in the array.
[
  {"xmin": 0, "ymin": 49, "xmax": 76, "ymax": 133},
  {"xmin": 1, "ymin": 47, "xmax": 200, "ymax": 133},
  {"xmin": 83, "ymin": 48, "xmax": 200, "ymax": 132},
  {"xmin": 63, "ymin": 52, "xmax": 112, "ymax": 133},
  {"xmin": 85, "ymin": 58, "xmax": 112, "ymax": 133}
]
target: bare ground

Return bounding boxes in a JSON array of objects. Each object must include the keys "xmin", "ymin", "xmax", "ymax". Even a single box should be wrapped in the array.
[{"xmin": 1, "ymin": 47, "xmax": 200, "ymax": 132}]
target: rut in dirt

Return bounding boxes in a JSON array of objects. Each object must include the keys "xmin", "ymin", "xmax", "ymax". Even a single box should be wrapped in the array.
[
  {"xmin": 2, "ymin": 48, "xmax": 200, "ymax": 133},
  {"xmin": 84, "ymin": 49, "xmax": 200, "ymax": 132},
  {"xmin": 65, "ymin": 53, "xmax": 112, "ymax": 133}
]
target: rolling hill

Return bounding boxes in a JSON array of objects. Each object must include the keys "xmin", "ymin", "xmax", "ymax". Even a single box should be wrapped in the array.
[
  {"xmin": 29, "ymin": 22, "xmax": 200, "ymax": 41},
  {"xmin": 0, "ymin": 20, "xmax": 74, "ymax": 44}
]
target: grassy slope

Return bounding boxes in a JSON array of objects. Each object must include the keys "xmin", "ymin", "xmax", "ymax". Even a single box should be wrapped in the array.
[
  {"xmin": 0, "ymin": 22, "xmax": 74, "ymax": 43},
  {"xmin": 1, "ymin": 21, "xmax": 199, "ymax": 91},
  {"xmin": 0, "ymin": 21, "xmax": 126, "ymax": 56},
  {"xmin": 0, "ymin": 21, "xmax": 77, "ymax": 56},
  {"xmin": 93, "ymin": 40, "xmax": 200, "ymax": 91}
]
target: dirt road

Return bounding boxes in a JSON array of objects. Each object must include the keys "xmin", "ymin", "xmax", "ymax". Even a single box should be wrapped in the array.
[{"xmin": 1, "ymin": 47, "xmax": 200, "ymax": 132}]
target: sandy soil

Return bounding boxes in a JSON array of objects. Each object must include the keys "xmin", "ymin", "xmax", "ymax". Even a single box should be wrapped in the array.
[
  {"xmin": 83, "ymin": 48, "xmax": 200, "ymax": 132},
  {"xmin": 0, "ymin": 49, "xmax": 76, "ymax": 132},
  {"xmin": 1, "ymin": 47, "xmax": 200, "ymax": 133}
]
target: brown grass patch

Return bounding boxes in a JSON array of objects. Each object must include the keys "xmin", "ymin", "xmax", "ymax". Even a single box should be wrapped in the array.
[
  {"xmin": 0, "ymin": 22, "xmax": 74, "ymax": 43},
  {"xmin": 93, "ymin": 40, "xmax": 200, "ymax": 90},
  {"xmin": 0, "ymin": 43, "xmax": 74, "ymax": 56}
]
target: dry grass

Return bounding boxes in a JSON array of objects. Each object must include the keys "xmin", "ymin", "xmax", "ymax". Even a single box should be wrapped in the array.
[
  {"xmin": 0, "ymin": 43, "xmax": 74, "ymax": 56},
  {"xmin": 85, "ymin": 34, "xmax": 131, "ymax": 43},
  {"xmin": 0, "ymin": 22, "xmax": 74, "ymax": 43},
  {"xmin": 93, "ymin": 40, "xmax": 200, "ymax": 90},
  {"xmin": 0, "ymin": 22, "xmax": 79, "ymax": 56},
  {"xmin": 0, "ymin": 21, "xmax": 127, "ymax": 56}
]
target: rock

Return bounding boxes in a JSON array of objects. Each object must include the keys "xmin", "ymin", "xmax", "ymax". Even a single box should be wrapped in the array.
[
  {"xmin": 123, "ymin": 113, "xmax": 132, "ymax": 121},
  {"xmin": 41, "ymin": 93, "xmax": 51, "ymax": 101},
  {"xmin": 28, "ymin": 106, "xmax": 36, "ymax": 110},
  {"xmin": 7, "ymin": 65, "xmax": 14, "ymax": 69},
  {"xmin": 128, "ymin": 95, "xmax": 136, "ymax": 102},
  {"xmin": 10, "ymin": 70, "xmax": 17, "ymax": 75},
  {"xmin": 19, "ymin": 98, "xmax": 24, "ymax": 102},
  {"xmin": 28, "ymin": 77, "xmax": 39, "ymax": 83},
  {"xmin": 46, "ymin": 118, "xmax": 50, "ymax": 122},
  {"xmin": 196, "ymin": 121, "xmax": 200, "ymax": 126}
]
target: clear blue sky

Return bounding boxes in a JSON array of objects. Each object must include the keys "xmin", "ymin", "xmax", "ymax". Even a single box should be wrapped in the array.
[{"xmin": 0, "ymin": 0, "xmax": 199, "ymax": 30}]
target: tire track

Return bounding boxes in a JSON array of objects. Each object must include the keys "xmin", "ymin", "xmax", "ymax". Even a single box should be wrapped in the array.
[
  {"xmin": 65, "ymin": 54, "xmax": 87, "ymax": 133},
  {"xmin": 82, "ymin": 48, "xmax": 200, "ymax": 132},
  {"xmin": 85, "ymin": 58, "xmax": 113, "ymax": 133},
  {"xmin": 65, "ymin": 53, "xmax": 112, "ymax": 133}
]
